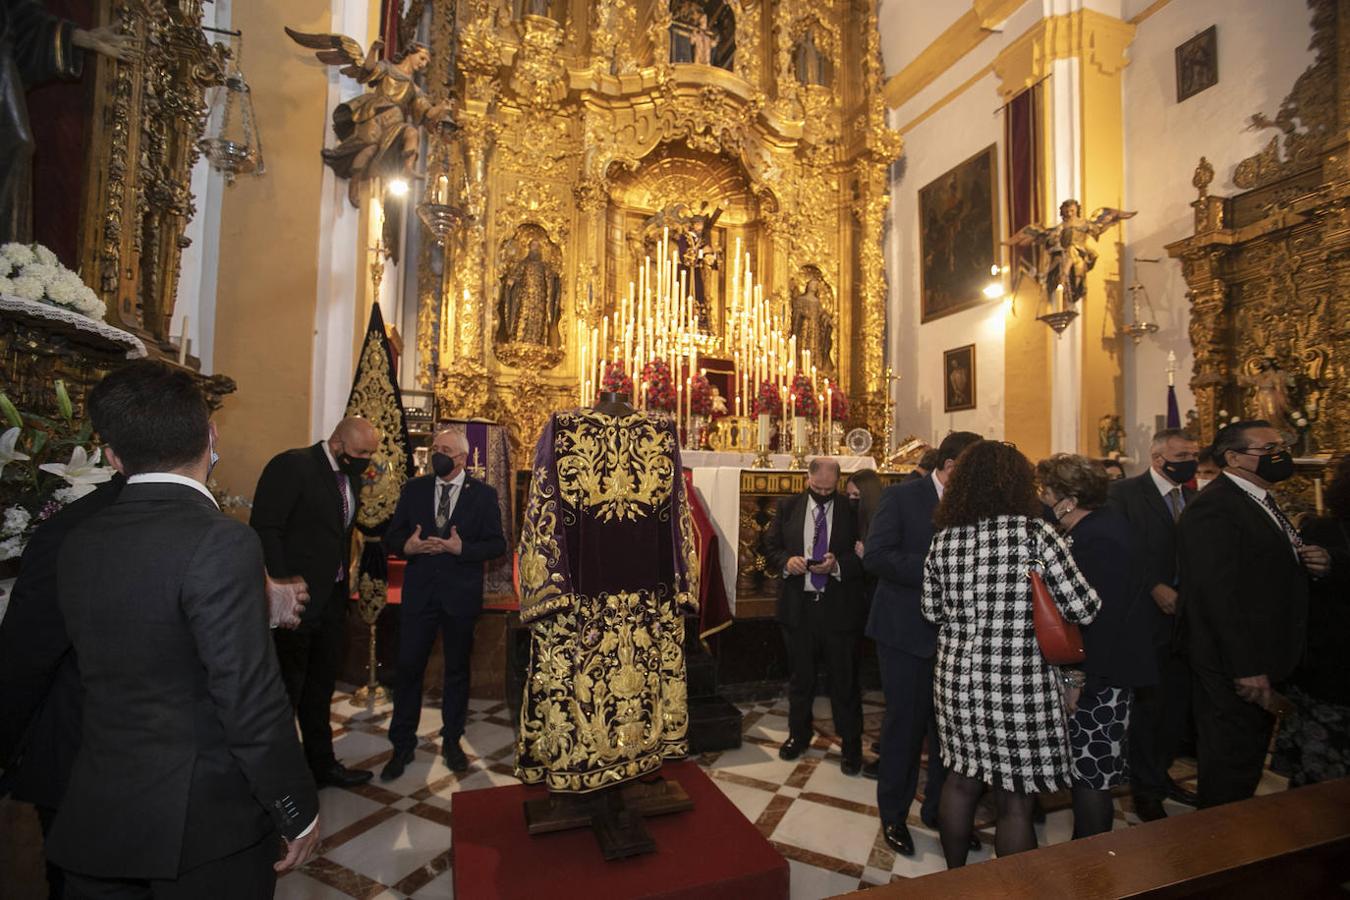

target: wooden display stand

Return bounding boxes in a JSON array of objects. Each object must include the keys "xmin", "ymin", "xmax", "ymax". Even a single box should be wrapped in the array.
[{"xmin": 523, "ymin": 777, "xmax": 695, "ymax": 861}]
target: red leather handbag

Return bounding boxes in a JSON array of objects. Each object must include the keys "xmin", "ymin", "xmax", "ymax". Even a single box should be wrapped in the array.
[{"xmin": 1030, "ymin": 564, "xmax": 1086, "ymax": 665}]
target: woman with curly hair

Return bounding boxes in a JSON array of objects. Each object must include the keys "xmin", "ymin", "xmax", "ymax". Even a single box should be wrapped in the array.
[
  {"xmin": 921, "ymin": 441, "xmax": 1100, "ymax": 867},
  {"xmin": 1272, "ymin": 454, "xmax": 1350, "ymax": 786}
]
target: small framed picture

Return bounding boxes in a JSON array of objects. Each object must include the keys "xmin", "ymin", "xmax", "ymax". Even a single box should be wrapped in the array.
[
  {"xmin": 944, "ymin": 344, "xmax": 976, "ymax": 412},
  {"xmin": 1176, "ymin": 26, "xmax": 1218, "ymax": 103}
]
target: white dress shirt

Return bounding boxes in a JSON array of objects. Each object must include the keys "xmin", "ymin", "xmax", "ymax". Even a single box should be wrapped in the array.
[
  {"xmin": 127, "ymin": 472, "xmax": 317, "ymax": 839},
  {"xmin": 434, "ymin": 469, "xmax": 466, "ymax": 526},
  {"xmin": 1224, "ymin": 470, "xmax": 1299, "ymax": 557},
  {"xmin": 931, "ymin": 469, "xmax": 945, "ymax": 501},
  {"xmin": 1150, "ymin": 466, "xmax": 1189, "ymax": 518},
  {"xmin": 795, "ymin": 493, "xmax": 842, "ymax": 593},
  {"xmin": 320, "ymin": 442, "xmax": 354, "ymax": 527}
]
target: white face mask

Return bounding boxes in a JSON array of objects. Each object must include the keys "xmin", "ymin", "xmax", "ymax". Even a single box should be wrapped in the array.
[{"xmin": 1195, "ymin": 477, "xmax": 1213, "ymax": 491}]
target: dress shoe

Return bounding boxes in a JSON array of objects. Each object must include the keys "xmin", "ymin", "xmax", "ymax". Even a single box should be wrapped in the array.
[
  {"xmin": 313, "ymin": 762, "xmax": 373, "ymax": 788},
  {"xmin": 841, "ymin": 754, "xmax": 863, "ymax": 777},
  {"xmin": 1166, "ymin": 779, "xmax": 1199, "ymax": 807},
  {"xmin": 1134, "ymin": 795, "xmax": 1167, "ymax": 822},
  {"xmin": 380, "ymin": 748, "xmax": 415, "ymax": 783},
  {"xmin": 444, "ymin": 741, "xmax": 470, "ymax": 772},
  {"xmin": 778, "ymin": 736, "xmax": 810, "ymax": 761},
  {"xmin": 862, "ymin": 759, "xmax": 880, "ymax": 780},
  {"xmin": 883, "ymin": 822, "xmax": 915, "ymax": 856}
]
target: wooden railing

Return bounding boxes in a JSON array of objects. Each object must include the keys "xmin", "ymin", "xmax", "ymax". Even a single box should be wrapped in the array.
[{"xmin": 840, "ymin": 778, "xmax": 1350, "ymax": 899}]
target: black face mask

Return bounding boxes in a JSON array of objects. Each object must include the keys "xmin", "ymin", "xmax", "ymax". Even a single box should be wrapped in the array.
[
  {"xmin": 431, "ymin": 452, "xmax": 456, "ymax": 478},
  {"xmin": 1161, "ymin": 458, "xmax": 1198, "ymax": 485},
  {"xmin": 808, "ymin": 489, "xmax": 835, "ymax": 506},
  {"xmin": 848, "ymin": 497, "xmax": 860, "ymax": 513},
  {"xmin": 337, "ymin": 453, "xmax": 370, "ymax": 479},
  {"xmin": 1253, "ymin": 450, "xmax": 1295, "ymax": 484}
]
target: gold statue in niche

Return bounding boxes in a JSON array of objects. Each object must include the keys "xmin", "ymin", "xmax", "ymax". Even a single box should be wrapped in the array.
[
  {"xmin": 669, "ymin": 1, "xmax": 733, "ymax": 69},
  {"xmin": 496, "ymin": 225, "xmax": 562, "ymax": 356},
  {"xmin": 791, "ymin": 267, "xmax": 835, "ymax": 373}
]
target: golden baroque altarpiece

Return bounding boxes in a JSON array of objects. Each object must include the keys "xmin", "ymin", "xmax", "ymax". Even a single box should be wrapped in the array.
[
  {"xmin": 412, "ymin": 0, "xmax": 902, "ymax": 454},
  {"xmin": 1167, "ymin": 0, "xmax": 1349, "ymax": 513}
]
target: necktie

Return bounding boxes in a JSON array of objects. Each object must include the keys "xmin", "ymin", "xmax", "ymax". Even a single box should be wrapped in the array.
[
  {"xmin": 1261, "ymin": 493, "xmax": 1303, "ymax": 551},
  {"xmin": 436, "ymin": 482, "xmax": 454, "ymax": 531},
  {"xmin": 810, "ymin": 502, "xmax": 829, "ymax": 592},
  {"xmin": 334, "ymin": 469, "xmax": 349, "ymax": 582},
  {"xmin": 1167, "ymin": 487, "xmax": 1183, "ymax": 522}
]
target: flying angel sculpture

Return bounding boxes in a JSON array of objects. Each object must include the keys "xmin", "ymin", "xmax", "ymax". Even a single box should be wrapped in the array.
[
  {"xmin": 1006, "ymin": 199, "xmax": 1136, "ymax": 306},
  {"xmin": 285, "ymin": 27, "xmax": 453, "ymax": 207}
]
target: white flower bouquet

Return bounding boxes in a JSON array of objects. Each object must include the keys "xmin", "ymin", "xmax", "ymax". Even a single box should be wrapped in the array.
[{"xmin": 0, "ymin": 241, "xmax": 106, "ymax": 320}]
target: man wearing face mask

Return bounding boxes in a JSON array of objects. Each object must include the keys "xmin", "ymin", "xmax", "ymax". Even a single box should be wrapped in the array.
[
  {"xmin": 380, "ymin": 428, "xmax": 506, "ymax": 779},
  {"xmin": 251, "ymin": 416, "xmax": 381, "ymax": 788},
  {"xmin": 1177, "ymin": 420, "xmax": 1330, "ymax": 807},
  {"xmin": 1194, "ymin": 448, "xmax": 1221, "ymax": 490},
  {"xmin": 1108, "ymin": 428, "xmax": 1200, "ymax": 820}
]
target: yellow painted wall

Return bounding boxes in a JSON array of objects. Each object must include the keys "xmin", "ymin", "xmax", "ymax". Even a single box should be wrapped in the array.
[{"xmin": 211, "ymin": 0, "xmax": 332, "ymax": 499}]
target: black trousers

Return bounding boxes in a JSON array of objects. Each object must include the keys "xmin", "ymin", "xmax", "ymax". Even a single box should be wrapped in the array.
[
  {"xmin": 38, "ymin": 804, "xmax": 66, "ymax": 899},
  {"xmin": 783, "ymin": 597, "xmax": 862, "ymax": 752},
  {"xmin": 1129, "ymin": 640, "xmax": 1192, "ymax": 801},
  {"xmin": 273, "ymin": 582, "xmax": 348, "ymax": 771},
  {"xmin": 876, "ymin": 645, "xmax": 945, "ymax": 826},
  {"xmin": 1192, "ymin": 664, "xmax": 1275, "ymax": 808},
  {"xmin": 60, "ymin": 830, "xmax": 276, "ymax": 899},
  {"xmin": 388, "ymin": 600, "xmax": 477, "ymax": 755}
]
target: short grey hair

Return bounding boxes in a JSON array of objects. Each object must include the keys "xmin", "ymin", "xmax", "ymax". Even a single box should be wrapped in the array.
[
  {"xmin": 432, "ymin": 427, "xmax": 469, "ymax": 454},
  {"xmin": 1150, "ymin": 428, "xmax": 1195, "ymax": 452}
]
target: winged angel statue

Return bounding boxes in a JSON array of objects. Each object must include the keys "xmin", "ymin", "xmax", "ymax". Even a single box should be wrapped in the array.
[
  {"xmin": 285, "ymin": 28, "xmax": 453, "ymax": 207},
  {"xmin": 1006, "ymin": 199, "xmax": 1136, "ymax": 306}
]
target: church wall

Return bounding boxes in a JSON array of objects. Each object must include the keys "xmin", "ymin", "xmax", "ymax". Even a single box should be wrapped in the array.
[
  {"xmin": 209, "ymin": 0, "xmax": 341, "ymax": 499},
  {"xmin": 1120, "ymin": 0, "xmax": 1315, "ymax": 467},
  {"xmin": 887, "ymin": 70, "xmax": 1008, "ymax": 445}
]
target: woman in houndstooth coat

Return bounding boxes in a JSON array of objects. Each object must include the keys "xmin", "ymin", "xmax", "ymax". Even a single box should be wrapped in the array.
[{"xmin": 920, "ymin": 440, "xmax": 1100, "ymax": 867}]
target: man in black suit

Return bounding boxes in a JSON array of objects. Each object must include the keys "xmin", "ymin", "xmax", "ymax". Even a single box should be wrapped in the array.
[
  {"xmin": 251, "ymin": 416, "xmax": 380, "ymax": 788},
  {"xmin": 762, "ymin": 457, "xmax": 865, "ymax": 774},
  {"xmin": 1108, "ymin": 427, "xmax": 1200, "ymax": 821},
  {"xmin": 381, "ymin": 428, "xmax": 506, "ymax": 779},
  {"xmin": 1177, "ymin": 420, "xmax": 1329, "ymax": 808},
  {"xmin": 863, "ymin": 431, "xmax": 981, "ymax": 856},
  {"xmin": 46, "ymin": 362, "xmax": 320, "ymax": 895}
]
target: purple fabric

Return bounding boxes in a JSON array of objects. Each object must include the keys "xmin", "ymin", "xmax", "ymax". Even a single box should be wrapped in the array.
[
  {"xmin": 335, "ymin": 469, "xmax": 349, "ymax": 581},
  {"xmin": 810, "ymin": 503, "xmax": 829, "ymax": 591}
]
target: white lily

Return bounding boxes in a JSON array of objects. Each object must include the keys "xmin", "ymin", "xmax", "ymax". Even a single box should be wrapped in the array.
[
  {"xmin": 0, "ymin": 427, "xmax": 30, "ymax": 477},
  {"xmin": 39, "ymin": 446, "xmax": 115, "ymax": 491}
]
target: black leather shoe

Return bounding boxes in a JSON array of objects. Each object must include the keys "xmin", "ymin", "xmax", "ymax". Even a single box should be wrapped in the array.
[
  {"xmin": 313, "ymin": 762, "xmax": 373, "ymax": 788},
  {"xmin": 1166, "ymin": 779, "xmax": 1199, "ymax": 807},
  {"xmin": 862, "ymin": 759, "xmax": 880, "ymax": 780},
  {"xmin": 967, "ymin": 832, "xmax": 982, "ymax": 852},
  {"xmin": 380, "ymin": 748, "xmax": 416, "ymax": 782},
  {"xmin": 444, "ymin": 741, "xmax": 470, "ymax": 772},
  {"xmin": 883, "ymin": 822, "xmax": 915, "ymax": 856},
  {"xmin": 779, "ymin": 736, "xmax": 810, "ymax": 760},
  {"xmin": 841, "ymin": 754, "xmax": 862, "ymax": 777},
  {"xmin": 1134, "ymin": 795, "xmax": 1167, "ymax": 822},
  {"xmin": 870, "ymin": 740, "xmax": 882, "ymax": 755}
]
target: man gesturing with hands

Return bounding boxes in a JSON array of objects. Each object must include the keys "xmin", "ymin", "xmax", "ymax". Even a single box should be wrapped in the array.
[{"xmin": 382, "ymin": 429, "xmax": 506, "ymax": 780}]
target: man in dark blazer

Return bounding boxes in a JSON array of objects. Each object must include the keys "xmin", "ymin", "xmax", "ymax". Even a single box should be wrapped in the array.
[
  {"xmin": 1178, "ymin": 420, "xmax": 1328, "ymax": 808},
  {"xmin": 1108, "ymin": 427, "xmax": 1200, "ymax": 821},
  {"xmin": 381, "ymin": 428, "xmax": 506, "ymax": 779},
  {"xmin": 251, "ymin": 415, "xmax": 380, "ymax": 788},
  {"xmin": 762, "ymin": 457, "xmax": 865, "ymax": 774},
  {"xmin": 863, "ymin": 430, "xmax": 981, "ymax": 856},
  {"xmin": 46, "ymin": 362, "xmax": 320, "ymax": 895}
]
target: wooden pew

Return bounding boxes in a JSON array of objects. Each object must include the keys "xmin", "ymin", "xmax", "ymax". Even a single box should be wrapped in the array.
[{"xmin": 841, "ymin": 778, "xmax": 1350, "ymax": 899}]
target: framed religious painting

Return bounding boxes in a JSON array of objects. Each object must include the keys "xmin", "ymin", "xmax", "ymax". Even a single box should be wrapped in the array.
[
  {"xmin": 943, "ymin": 344, "xmax": 976, "ymax": 412},
  {"xmin": 1176, "ymin": 26, "xmax": 1218, "ymax": 103},
  {"xmin": 919, "ymin": 145, "xmax": 1000, "ymax": 323}
]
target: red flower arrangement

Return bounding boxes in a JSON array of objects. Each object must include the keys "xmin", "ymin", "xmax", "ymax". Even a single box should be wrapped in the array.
[
  {"xmin": 790, "ymin": 374, "xmax": 818, "ymax": 417},
  {"xmin": 752, "ymin": 380, "xmax": 781, "ymax": 416},
  {"xmin": 601, "ymin": 361, "xmax": 634, "ymax": 397},
  {"xmin": 642, "ymin": 359, "xmax": 676, "ymax": 411},
  {"xmin": 830, "ymin": 388, "xmax": 849, "ymax": 421},
  {"xmin": 689, "ymin": 374, "xmax": 712, "ymax": 416}
]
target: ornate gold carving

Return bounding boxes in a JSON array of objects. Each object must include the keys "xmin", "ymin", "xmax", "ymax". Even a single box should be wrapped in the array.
[{"xmin": 553, "ymin": 409, "xmax": 676, "ymax": 522}]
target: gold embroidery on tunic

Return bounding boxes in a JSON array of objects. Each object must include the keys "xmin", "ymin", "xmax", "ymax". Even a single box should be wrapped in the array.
[
  {"xmin": 518, "ymin": 463, "xmax": 569, "ymax": 623},
  {"xmin": 553, "ymin": 410, "xmax": 674, "ymax": 522}
]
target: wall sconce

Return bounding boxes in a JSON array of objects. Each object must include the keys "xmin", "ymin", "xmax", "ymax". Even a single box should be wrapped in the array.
[
  {"xmin": 1121, "ymin": 257, "xmax": 1161, "ymax": 344},
  {"xmin": 199, "ymin": 29, "xmax": 264, "ymax": 183}
]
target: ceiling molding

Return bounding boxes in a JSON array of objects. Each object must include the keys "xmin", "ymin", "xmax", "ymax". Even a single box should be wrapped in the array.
[{"xmin": 881, "ymin": 0, "xmax": 1025, "ymax": 109}]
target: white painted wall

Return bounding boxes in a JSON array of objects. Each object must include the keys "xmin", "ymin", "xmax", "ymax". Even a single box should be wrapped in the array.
[
  {"xmin": 876, "ymin": 2, "xmax": 967, "ymax": 78},
  {"xmin": 1120, "ymin": 0, "xmax": 1314, "ymax": 467},
  {"xmin": 887, "ymin": 70, "xmax": 1008, "ymax": 445}
]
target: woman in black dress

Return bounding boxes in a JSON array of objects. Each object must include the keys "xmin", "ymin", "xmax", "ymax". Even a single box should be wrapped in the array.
[
  {"xmin": 1036, "ymin": 454, "xmax": 1156, "ymax": 837},
  {"xmin": 1273, "ymin": 454, "xmax": 1350, "ymax": 786}
]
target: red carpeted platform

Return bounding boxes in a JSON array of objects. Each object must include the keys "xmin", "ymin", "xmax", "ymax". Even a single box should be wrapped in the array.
[{"xmin": 452, "ymin": 761, "xmax": 789, "ymax": 899}]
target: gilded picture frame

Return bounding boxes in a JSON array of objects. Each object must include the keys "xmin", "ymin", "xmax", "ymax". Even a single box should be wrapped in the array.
[{"xmin": 943, "ymin": 344, "xmax": 976, "ymax": 412}]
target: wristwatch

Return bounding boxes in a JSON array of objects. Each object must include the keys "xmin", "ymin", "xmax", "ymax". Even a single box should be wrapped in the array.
[{"xmin": 1060, "ymin": 668, "xmax": 1086, "ymax": 689}]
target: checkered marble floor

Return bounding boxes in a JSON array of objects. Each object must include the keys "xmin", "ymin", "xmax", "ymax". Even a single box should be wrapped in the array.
[{"xmin": 277, "ymin": 689, "xmax": 1289, "ymax": 900}]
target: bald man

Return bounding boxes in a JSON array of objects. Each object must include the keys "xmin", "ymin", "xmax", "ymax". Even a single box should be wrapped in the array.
[
  {"xmin": 250, "ymin": 417, "xmax": 381, "ymax": 788},
  {"xmin": 381, "ymin": 428, "xmax": 505, "ymax": 779}
]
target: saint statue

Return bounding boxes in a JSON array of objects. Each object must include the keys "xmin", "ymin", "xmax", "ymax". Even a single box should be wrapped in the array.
[
  {"xmin": 0, "ymin": 8, "xmax": 135, "ymax": 242},
  {"xmin": 794, "ymin": 28, "xmax": 828, "ymax": 86},
  {"xmin": 1097, "ymin": 414, "xmax": 1126, "ymax": 459},
  {"xmin": 1242, "ymin": 355, "xmax": 1297, "ymax": 436},
  {"xmin": 690, "ymin": 13, "xmax": 714, "ymax": 66},
  {"xmin": 791, "ymin": 272, "xmax": 834, "ymax": 373},
  {"xmin": 515, "ymin": 406, "xmax": 699, "ymax": 793},
  {"xmin": 677, "ymin": 215, "xmax": 719, "ymax": 332},
  {"xmin": 286, "ymin": 29, "xmax": 453, "ymax": 208},
  {"xmin": 497, "ymin": 237, "xmax": 561, "ymax": 347},
  {"xmin": 1006, "ymin": 199, "xmax": 1136, "ymax": 306}
]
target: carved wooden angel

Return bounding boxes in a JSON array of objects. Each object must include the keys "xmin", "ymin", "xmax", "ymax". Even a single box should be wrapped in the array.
[
  {"xmin": 1006, "ymin": 199, "xmax": 1136, "ymax": 306},
  {"xmin": 285, "ymin": 28, "xmax": 453, "ymax": 207}
]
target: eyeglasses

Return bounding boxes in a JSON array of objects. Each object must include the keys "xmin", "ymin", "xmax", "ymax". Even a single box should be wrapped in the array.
[{"xmin": 1237, "ymin": 442, "xmax": 1289, "ymax": 455}]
